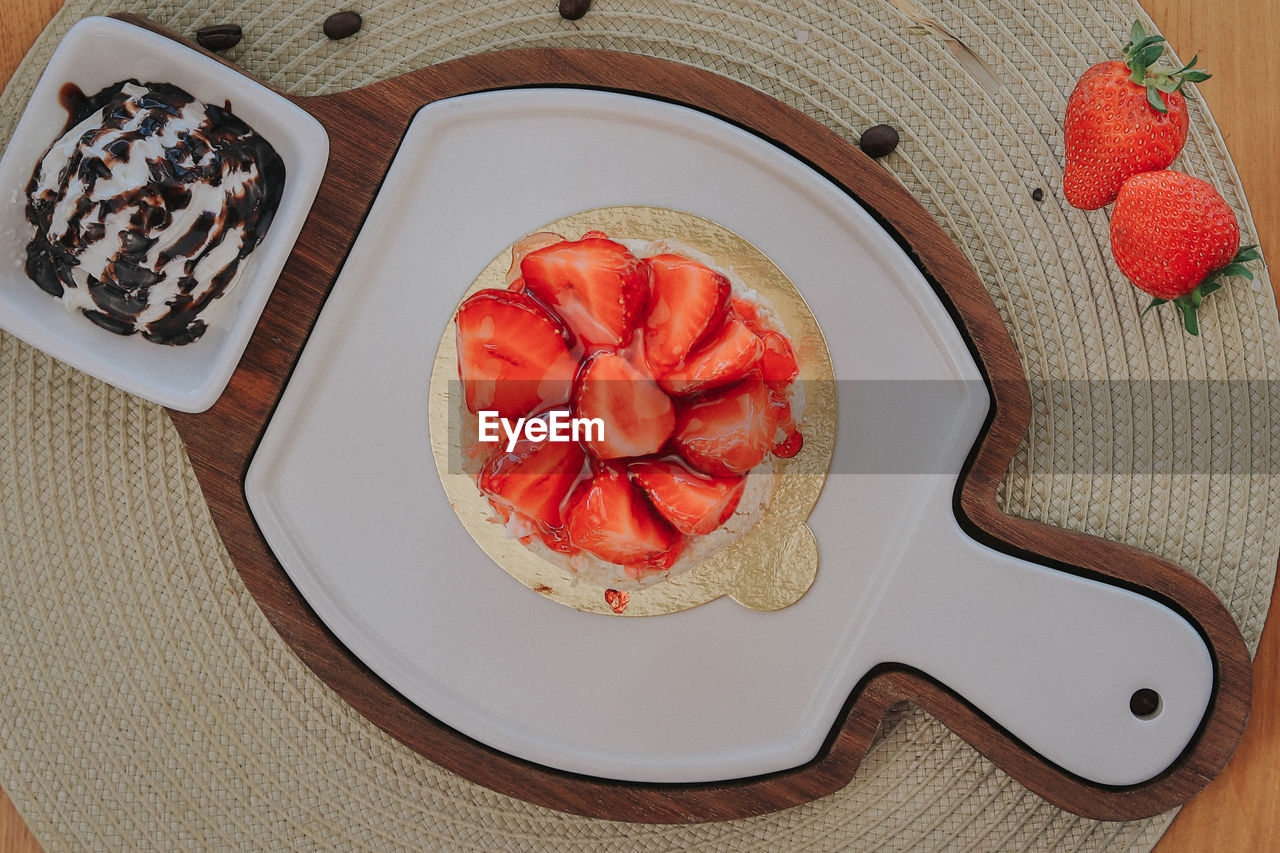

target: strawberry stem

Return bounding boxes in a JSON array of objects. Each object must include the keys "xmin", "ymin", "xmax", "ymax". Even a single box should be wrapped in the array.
[
  {"xmin": 1122, "ymin": 20, "xmax": 1211, "ymax": 114},
  {"xmin": 1175, "ymin": 294, "xmax": 1201, "ymax": 336},
  {"xmin": 1141, "ymin": 245, "xmax": 1261, "ymax": 336}
]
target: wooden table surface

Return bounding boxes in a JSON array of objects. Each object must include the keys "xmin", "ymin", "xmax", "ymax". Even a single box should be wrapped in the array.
[{"xmin": 1, "ymin": 1, "xmax": 1277, "ymax": 850}]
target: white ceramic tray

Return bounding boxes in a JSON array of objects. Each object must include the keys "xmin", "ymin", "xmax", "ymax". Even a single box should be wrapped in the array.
[{"xmin": 245, "ymin": 88, "xmax": 1212, "ymax": 785}]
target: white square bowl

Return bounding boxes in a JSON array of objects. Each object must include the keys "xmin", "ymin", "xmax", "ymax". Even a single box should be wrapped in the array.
[{"xmin": 0, "ymin": 16, "xmax": 328, "ymax": 412}]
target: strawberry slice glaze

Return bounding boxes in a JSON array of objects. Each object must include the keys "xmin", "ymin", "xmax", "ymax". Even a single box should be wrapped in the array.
[
  {"xmin": 521, "ymin": 237, "xmax": 650, "ymax": 350},
  {"xmin": 629, "ymin": 459, "xmax": 746, "ymax": 536},
  {"xmin": 566, "ymin": 462, "xmax": 678, "ymax": 571},
  {"xmin": 658, "ymin": 314, "xmax": 764, "ymax": 396},
  {"xmin": 573, "ymin": 351, "xmax": 674, "ymax": 459},
  {"xmin": 478, "ymin": 409, "xmax": 589, "ymax": 552},
  {"xmin": 642, "ymin": 253, "xmax": 731, "ymax": 372},
  {"xmin": 759, "ymin": 329, "xmax": 799, "ymax": 387},
  {"xmin": 673, "ymin": 374, "xmax": 779, "ymax": 477},
  {"xmin": 455, "ymin": 289, "xmax": 577, "ymax": 419}
]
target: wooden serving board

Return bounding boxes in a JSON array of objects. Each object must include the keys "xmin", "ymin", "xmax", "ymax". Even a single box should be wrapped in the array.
[{"xmin": 124, "ymin": 14, "xmax": 1253, "ymax": 823}]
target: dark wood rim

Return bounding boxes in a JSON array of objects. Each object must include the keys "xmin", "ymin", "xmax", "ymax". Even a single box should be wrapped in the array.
[{"xmin": 115, "ymin": 13, "xmax": 1251, "ymax": 824}]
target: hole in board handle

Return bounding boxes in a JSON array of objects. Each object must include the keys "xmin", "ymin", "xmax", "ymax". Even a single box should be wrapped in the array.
[{"xmin": 1130, "ymin": 688, "xmax": 1162, "ymax": 720}]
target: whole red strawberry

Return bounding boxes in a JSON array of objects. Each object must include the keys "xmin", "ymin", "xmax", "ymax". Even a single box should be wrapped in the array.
[
  {"xmin": 1110, "ymin": 170, "xmax": 1259, "ymax": 335},
  {"xmin": 1063, "ymin": 21, "xmax": 1208, "ymax": 210}
]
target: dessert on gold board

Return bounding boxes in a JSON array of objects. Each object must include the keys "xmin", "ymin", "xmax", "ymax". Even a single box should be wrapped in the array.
[{"xmin": 431, "ymin": 207, "xmax": 836, "ymax": 616}]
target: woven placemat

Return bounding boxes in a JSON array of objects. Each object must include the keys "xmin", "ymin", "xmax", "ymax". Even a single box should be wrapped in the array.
[{"xmin": 2, "ymin": 1, "xmax": 1276, "ymax": 850}]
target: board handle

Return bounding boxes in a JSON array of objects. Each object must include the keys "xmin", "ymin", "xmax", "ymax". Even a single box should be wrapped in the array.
[{"xmin": 873, "ymin": 492, "xmax": 1214, "ymax": 787}]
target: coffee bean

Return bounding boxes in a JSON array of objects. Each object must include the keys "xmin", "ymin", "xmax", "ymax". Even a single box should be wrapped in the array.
[
  {"xmin": 323, "ymin": 11, "xmax": 363, "ymax": 40},
  {"xmin": 559, "ymin": 0, "xmax": 592, "ymax": 20},
  {"xmin": 1031, "ymin": 187, "xmax": 1045, "ymax": 202},
  {"xmin": 858, "ymin": 124, "xmax": 899, "ymax": 158},
  {"xmin": 195, "ymin": 24, "xmax": 242, "ymax": 52}
]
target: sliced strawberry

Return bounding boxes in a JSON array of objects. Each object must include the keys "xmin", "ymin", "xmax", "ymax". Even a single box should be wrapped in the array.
[
  {"xmin": 642, "ymin": 254, "xmax": 730, "ymax": 372},
  {"xmin": 566, "ymin": 462, "xmax": 676, "ymax": 567},
  {"xmin": 674, "ymin": 375, "xmax": 778, "ymax": 477},
  {"xmin": 572, "ymin": 351, "xmax": 675, "ymax": 459},
  {"xmin": 759, "ymin": 330, "xmax": 799, "ymax": 387},
  {"xmin": 505, "ymin": 231, "xmax": 565, "ymax": 286},
  {"xmin": 768, "ymin": 385, "xmax": 793, "ymax": 434},
  {"xmin": 629, "ymin": 459, "xmax": 745, "ymax": 536},
  {"xmin": 456, "ymin": 289, "xmax": 576, "ymax": 418},
  {"xmin": 730, "ymin": 297, "xmax": 766, "ymax": 335},
  {"xmin": 521, "ymin": 237, "xmax": 650, "ymax": 350},
  {"xmin": 658, "ymin": 315, "xmax": 763, "ymax": 396},
  {"xmin": 478, "ymin": 411, "xmax": 587, "ymax": 552},
  {"xmin": 762, "ymin": 383, "xmax": 805, "ymax": 454}
]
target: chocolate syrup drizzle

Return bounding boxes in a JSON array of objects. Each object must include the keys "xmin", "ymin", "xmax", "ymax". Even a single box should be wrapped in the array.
[{"xmin": 24, "ymin": 80, "xmax": 285, "ymax": 345}]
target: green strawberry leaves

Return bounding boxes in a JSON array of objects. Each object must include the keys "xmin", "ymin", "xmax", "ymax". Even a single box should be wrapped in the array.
[
  {"xmin": 1141, "ymin": 245, "xmax": 1262, "ymax": 336},
  {"xmin": 1145, "ymin": 86, "xmax": 1167, "ymax": 114},
  {"xmin": 1123, "ymin": 20, "xmax": 1211, "ymax": 114}
]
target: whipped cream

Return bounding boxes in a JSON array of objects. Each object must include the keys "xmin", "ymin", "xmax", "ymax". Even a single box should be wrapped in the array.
[{"xmin": 24, "ymin": 81, "xmax": 285, "ymax": 344}]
